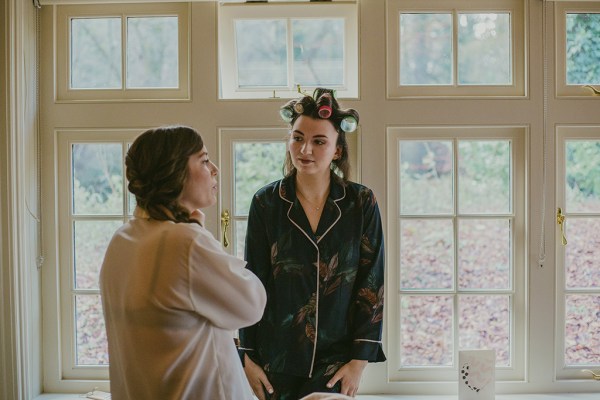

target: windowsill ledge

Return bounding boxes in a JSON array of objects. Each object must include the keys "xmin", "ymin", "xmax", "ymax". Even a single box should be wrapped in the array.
[{"xmin": 36, "ymin": 394, "xmax": 600, "ymax": 400}]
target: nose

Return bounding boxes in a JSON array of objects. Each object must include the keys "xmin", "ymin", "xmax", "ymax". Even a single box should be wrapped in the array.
[
  {"xmin": 300, "ymin": 142, "xmax": 312, "ymax": 155},
  {"xmin": 210, "ymin": 161, "xmax": 219, "ymax": 176}
]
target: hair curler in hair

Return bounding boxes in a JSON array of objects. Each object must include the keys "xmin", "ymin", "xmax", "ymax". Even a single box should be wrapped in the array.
[{"xmin": 317, "ymin": 93, "xmax": 333, "ymax": 119}]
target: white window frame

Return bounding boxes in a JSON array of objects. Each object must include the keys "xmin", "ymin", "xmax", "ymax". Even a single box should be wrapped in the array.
[
  {"xmin": 218, "ymin": 1, "xmax": 359, "ymax": 99},
  {"xmin": 386, "ymin": 0, "xmax": 526, "ymax": 98},
  {"xmin": 555, "ymin": 125, "xmax": 600, "ymax": 380},
  {"xmin": 385, "ymin": 126, "xmax": 528, "ymax": 386},
  {"xmin": 55, "ymin": 3, "xmax": 190, "ymax": 103},
  {"xmin": 555, "ymin": 2, "xmax": 600, "ymax": 97},
  {"xmin": 44, "ymin": 128, "xmax": 142, "ymax": 392}
]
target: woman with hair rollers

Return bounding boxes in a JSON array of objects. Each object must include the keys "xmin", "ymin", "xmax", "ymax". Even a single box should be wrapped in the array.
[{"xmin": 239, "ymin": 89, "xmax": 386, "ymax": 399}]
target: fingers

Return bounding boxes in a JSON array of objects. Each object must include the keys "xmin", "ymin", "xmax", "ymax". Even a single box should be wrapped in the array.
[
  {"xmin": 326, "ymin": 370, "xmax": 341, "ymax": 390},
  {"xmin": 259, "ymin": 374, "xmax": 274, "ymax": 396},
  {"xmin": 243, "ymin": 355, "xmax": 273, "ymax": 399}
]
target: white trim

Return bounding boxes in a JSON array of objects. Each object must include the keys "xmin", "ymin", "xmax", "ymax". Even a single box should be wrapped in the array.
[
  {"xmin": 555, "ymin": 125, "xmax": 600, "ymax": 380},
  {"xmin": 385, "ymin": 126, "xmax": 528, "ymax": 388},
  {"xmin": 386, "ymin": 0, "xmax": 527, "ymax": 98},
  {"xmin": 54, "ymin": 3, "xmax": 191, "ymax": 102},
  {"xmin": 218, "ymin": 2, "xmax": 359, "ymax": 99}
]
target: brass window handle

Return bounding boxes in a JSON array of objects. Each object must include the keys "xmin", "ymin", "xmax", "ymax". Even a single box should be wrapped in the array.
[
  {"xmin": 556, "ymin": 207, "xmax": 567, "ymax": 246},
  {"xmin": 221, "ymin": 209, "xmax": 230, "ymax": 248}
]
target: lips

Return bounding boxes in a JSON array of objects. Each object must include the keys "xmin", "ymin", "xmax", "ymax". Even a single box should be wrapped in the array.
[{"xmin": 298, "ymin": 157, "xmax": 314, "ymax": 164}]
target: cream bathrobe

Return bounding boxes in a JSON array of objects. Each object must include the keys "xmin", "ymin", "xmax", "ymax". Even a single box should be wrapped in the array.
[{"xmin": 100, "ymin": 207, "xmax": 266, "ymax": 400}]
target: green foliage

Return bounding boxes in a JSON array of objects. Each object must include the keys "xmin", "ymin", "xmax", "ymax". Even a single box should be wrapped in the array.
[
  {"xmin": 234, "ymin": 141, "xmax": 286, "ymax": 215},
  {"xmin": 566, "ymin": 13, "xmax": 600, "ymax": 84},
  {"xmin": 566, "ymin": 140, "xmax": 600, "ymax": 197}
]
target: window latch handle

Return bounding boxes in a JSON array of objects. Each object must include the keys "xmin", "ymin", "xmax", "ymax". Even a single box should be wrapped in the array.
[
  {"xmin": 221, "ymin": 209, "xmax": 230, "ymax": 248},
  {"xmin": 556, "ymin": 207, "xmax": 567, "ymax": 246}
]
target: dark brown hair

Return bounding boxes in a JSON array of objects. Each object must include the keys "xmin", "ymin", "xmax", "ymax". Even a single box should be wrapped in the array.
[
  {"xmin": 126, "ymin": 125, "xmax": 204, "ymax": 223},
  {"xmin": 281, "ymin": 88, "xmax": 359, "ymax": 183}
]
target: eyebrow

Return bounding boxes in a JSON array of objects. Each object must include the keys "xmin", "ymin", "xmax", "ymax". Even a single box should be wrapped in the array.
[{"xmin": 292, "ymin": 130, "xmax": 329, "ymax": 139}]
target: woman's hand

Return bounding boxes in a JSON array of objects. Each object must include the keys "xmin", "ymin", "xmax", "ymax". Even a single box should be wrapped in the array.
[
  {"xmin": 326, "ymin": 359, "xmax": 368, "ymax": 397},
  {"xmin": 244, "ymin": 354, "xmax": 273, "ymax": 400}
]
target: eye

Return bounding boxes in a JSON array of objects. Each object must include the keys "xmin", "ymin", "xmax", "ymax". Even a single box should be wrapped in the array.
[
  {"xmin": 292, "ymin": 135, "xmax": 303, "ymax": 142},
  {"xmin": 314, "ymin": 139, "xmax": 326, "ymax": 145}
]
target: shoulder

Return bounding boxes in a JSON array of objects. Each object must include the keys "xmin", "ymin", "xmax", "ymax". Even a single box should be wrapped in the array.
[
  {"xmin": 344, "ymin": 181, "xmax": 378, "ymax": 206},
  {"xmin": 252, "ymin": 179, "xmax": 285, "ymax": 209}
]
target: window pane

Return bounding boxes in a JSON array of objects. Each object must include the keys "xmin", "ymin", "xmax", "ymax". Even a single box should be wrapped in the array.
[
  {"xmin": 566, "ymin": 13, "xmax": 600, "ymax": 85},
  {"xmin": 292, "ymin": 19, "xmax": 344, "ymax": 86},
  {"xmin": 458, "ymin": 140, "xmax": 511, "ymax": 214},
  {"xmin": 74, "ymin": 220, "xmax": 122, "ymax": 290},
  {"xmin": 565, "ymin": 218, "xmax": 600, "ymax": 289},
  {"xmin": 400, "ymin": 13, "xmax": 452, "ymax": 85},
  {"xmin": 400, "ymin": 219, "xmax": 454, "ymax": 290},
  {"xmin": 458, "ymin": 13, "xmax": 511, "ymax": 85},
  {"xmin": 72, "ymin": 143, "xmax": 123, "ymax": 215},
  {"xmin": 400, "ymin": 295, "xmax": 453, "ymax": 366},
  {"xmin": 458, "ymin": 219, "xmax": 511, "ymax": 290},
  {"xmin": 75, "ymin": 294, "xmax": 108, "ymax": 366},
  {"xmin": 234, "ymin": 141, "xmax": 286, "ymax": 216},
  {"xmin": 235, "ymin": 19, "xmax": 287, "ymax": 87},
  {"xmin": 399, "ymin": 140, "xmax": 453, "ymax": 215},
  {"xmin": 565, "ymin": 294, "xmax": 600, "ymax": 365},
  {"xmin": 459, "ymin": 295, "xmax": 510, "ymax": 367},
  {"xmin": 71, "ymin": 18, "xmax": 122, "ymax": 89},
  {"xmin": 126, "ymin": 16, "xmax": 178, "ymax": 88},
  {"xmin": 235, "ymin": 220, "xmax": 247, "ymax": 259},
  {"xmin": 565, "ymin": 140, "xmax": 600, "ymax": 213}
]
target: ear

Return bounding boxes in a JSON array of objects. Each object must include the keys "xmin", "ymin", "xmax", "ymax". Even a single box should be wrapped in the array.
[{"xmin": 333, "ymin": 146, "xmax": 342, "ymax": 160}]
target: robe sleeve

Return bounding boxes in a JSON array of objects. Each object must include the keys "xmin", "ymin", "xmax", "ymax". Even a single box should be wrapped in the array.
[
  {"xmin": 350, "ymin": 188, "xmax": 386, "ymax": 362},
  {"xmin": 187, "ymin": 226, "xmax": 267, "ymax": 331}
]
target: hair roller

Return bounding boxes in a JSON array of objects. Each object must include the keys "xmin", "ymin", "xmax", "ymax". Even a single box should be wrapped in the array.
[
  {"xmin": 280, "ymin": 106, "xmax": 294, "ymax": 123},
  {"xmin": 316, "ymin": 93, "xmax": 333, "ymax": 119},
  {"xmin": 340, "ymin": 116, "xmax": 358, "ymax": 133}
]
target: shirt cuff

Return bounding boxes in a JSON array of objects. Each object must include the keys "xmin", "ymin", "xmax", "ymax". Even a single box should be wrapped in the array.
[{"xmin": 352, "ymin": 339, "xmax": 387, "ymax": 362}]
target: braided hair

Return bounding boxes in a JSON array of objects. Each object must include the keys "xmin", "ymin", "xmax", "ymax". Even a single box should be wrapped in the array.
[{"xmin": 126, "ymin": 125, "xmax": 204, "ymax": 224}]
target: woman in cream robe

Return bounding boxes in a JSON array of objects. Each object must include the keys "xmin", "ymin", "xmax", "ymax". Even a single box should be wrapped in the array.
[{"xmin": 100, "ymin": 125, "xmax": 266, "ymax": 400}]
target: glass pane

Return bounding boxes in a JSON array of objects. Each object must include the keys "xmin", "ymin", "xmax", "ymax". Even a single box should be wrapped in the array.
[
  {"xmin": 292, "ymin": 19, "xmax": 344, "ymax": 86},
  {"xmin": 235, "ymin": 19, "xmax": 287, "ymax": 87},
  {"xmin": 72, "ymin": 143, "xmax": 123, "ymax": 215},
  {"xmin": 236, "ymin": 219, "xmax": 248, "ymax": 259},
  {"xmin": 75, "ymin": 294, "xmax": 108, "ymax": 366},
  {"xmin": 127, "ymin": 142, "xmax": 135, "ymax": 215},
  {"xmin": 234, "ymin": 141, "xmax": 286, "ymax": 216},
  {"xmin": 71, "ymin": 18, "xmax": 122, "ymax": 89},
  {"xmin": 566, "ymin": 13, "xmax": 600, "ymax": 85},
  {"xmin": 458, "ymin": 13, "xmax": 511, "ymax": 85},
  {"xmin": 458, "ymin": 219, "xmax": 511, "ymax": 290},
  {"xmin": 565, "ymin": 140, "xmax": 600, "ymax": 213},
  {"xmin": 565, "ymin": 218, "xmax": 600, "ymax": 289},
  {"xmin": 459, "ymin": 295, "xmax": 510, "ymax": 367},
  {"xmin": 74, "ymin": 220, "xmax": 122, "ymax": 289},
  {"xmin": 400, "ymin": 295, "xmax": 453, "ymax": 366},
  {"xmin": 399, "ymin": 140, "xmax": 453, "ymax": 215},
  {"xmin": 127, "ymin": 16, "xmax": 178, "ymax": 88},
  {"xmin": 400, "ymin": 219, "xmax": 454, "ymax": 290},
  {"xmin": 458, "ymin": 140, "xmax": 511, "ymax": 214},
  {"xmin": 400, "ymin": 13, "xmax": 452, "ymax": 85},
  {"xmin": 565, "ymin": 294, "xmax": 600, "ymax": 365}
]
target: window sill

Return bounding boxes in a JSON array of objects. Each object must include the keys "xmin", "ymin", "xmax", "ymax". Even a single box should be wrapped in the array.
[{"xmin": 36, "ymin": 394, "xmax": 600, "ymax": 400}]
